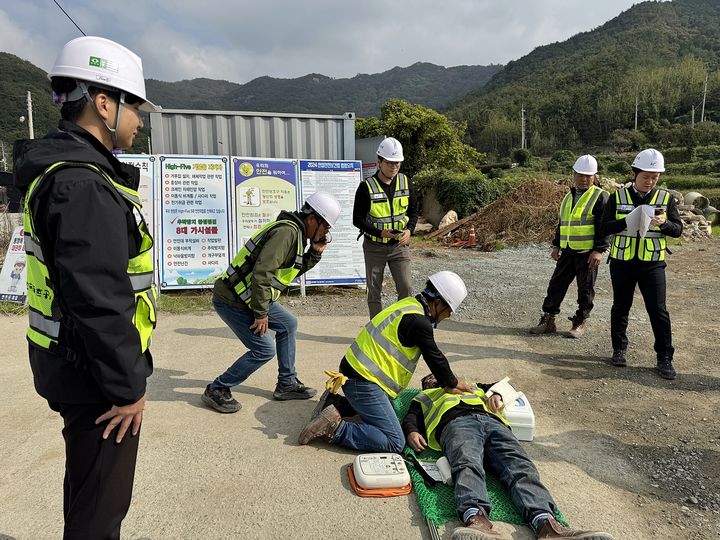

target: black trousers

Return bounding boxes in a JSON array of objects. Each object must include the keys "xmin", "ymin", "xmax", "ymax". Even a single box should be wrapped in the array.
[
  {"xmin": 541, "ymin": 249, "xmax": 598, "ymax": 320},
  {"xmin": 609, "ymin": 261, "xmax": 674, "ymax": 358},
  {"xmin": 51, "ymin": 402, "xmax": 141, "ymax": 540}
]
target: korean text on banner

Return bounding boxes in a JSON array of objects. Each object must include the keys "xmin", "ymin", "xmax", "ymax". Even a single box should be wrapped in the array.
[
  {"xmin": 298, "ymin": 160, "xmax": 365, "ymax": 286},
  {"xmin": 0, "ymin": 226, "xmax": 28, "ymax": 303},
  {"xmin": 231, "ymin": 158, "xmax": 299, "ymax": 253},
  {"xmin": 159, "ymin": 155, "xmax": 232, "ymax": 289}
]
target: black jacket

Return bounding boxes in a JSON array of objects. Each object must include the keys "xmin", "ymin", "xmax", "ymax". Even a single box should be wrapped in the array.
[
  {"xmin": 13, "ymin": 120, "xmax": 152, "ymax": 406},
  {"xmin": 401, "ymin": 382, "xmax": 503, "ymax": 444},
  {"xmin": 601, "ymin": 185, "xmax": 684, "ymax": 269},
  {"xmin": 353, "ymin": 174, "xmax": 419, "ymax": 243},
  {"xmin": 339, "ymin": 294, "xmax": 458, "ymax": 389}
]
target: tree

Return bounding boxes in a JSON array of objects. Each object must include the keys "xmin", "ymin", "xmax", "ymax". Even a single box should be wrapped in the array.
[{"xmin": 356, "ymin": 99, "xmax": 482, "ymax": 177}]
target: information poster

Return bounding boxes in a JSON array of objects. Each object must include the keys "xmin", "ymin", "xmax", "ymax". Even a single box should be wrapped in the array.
[
  {"xmin": 116, "ymin": 154, "xmax": 156, "ymax": 228},
  {"xmin": 117, "ymin": 154, "xmax": 157, "ymax": 281},
  {"xmin": 231, "ymin": 158, "xmax": 299, "ymax": 252},
  {"xmin": 298, "ymin": 160, "xmax": 365, "ymax": 285},
  {"xmin": 159, "ymin": 155, "xmax": 231, "ymax": 289},
  {"xmin": 0, "ymin": 226, "xmax": 27, "ymax": 303}
]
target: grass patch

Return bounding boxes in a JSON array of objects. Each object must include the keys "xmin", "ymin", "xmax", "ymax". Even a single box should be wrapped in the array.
[
  {"xmin": 0, "ymin": 301, "xmax": 26, "ymax": 315},
  {"xmin": 157, "ymin": 289, "xmax": 214, "ymax": 314},
  {"xmin": 663, "ymin": 175, "xmax": 720, "ymax": 191}
]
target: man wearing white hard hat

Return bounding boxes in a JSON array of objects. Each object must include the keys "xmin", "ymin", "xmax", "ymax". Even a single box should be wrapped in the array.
[
  {"xmin": 353, "ymin": 136, "xmax": 419, "ymax": 318},
  {"xmin": 298, "ymin": 271, "xmax": 474, "ymax": 452},
  {"xmin": 203, "ymin": 192, "xmax": 342, "ymax": 412},
  {"xmin": 531, "ymin": 155, "xmax": 609, "ymax": 338},
  {"xmin": 12, "ymin": 36, "xmax": 158, "ymax": 538},
  {"xmin": 602, "ymin": 149, "xmax": 683, "ymax": 379}
]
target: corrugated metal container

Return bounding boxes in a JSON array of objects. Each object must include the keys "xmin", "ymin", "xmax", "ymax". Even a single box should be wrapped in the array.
[{"xmin": 149, "ymin": 109, "xmax": 356, "ymax": 160}]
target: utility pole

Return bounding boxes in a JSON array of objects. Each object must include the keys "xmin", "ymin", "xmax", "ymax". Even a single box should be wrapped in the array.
[
  {"xmin": 521, "ymin": 104, "xmax": 526, "ymax": 150},
  {"xmin": 1, "ymin": 140, "xmax": 6, "ymax": 171},
  {"xmin": 27, "ymin": 91, "xmax": 35, "ymax": 139},
  {"xmin": 634, "ymin": 94, "xmax": 639, "ymax": 131},
  {"xmin": 701, "ymin": 72, "xmax": 708, "ymax": 123},
  {"xmin": 692, "ymin": 105, "xmax": 695, "ymax": 127}
]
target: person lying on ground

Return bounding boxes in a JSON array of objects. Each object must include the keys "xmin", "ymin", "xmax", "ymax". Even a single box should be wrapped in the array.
[{"xmin": 402, "ymin": 374, "xmax": 615, "ymax": 540}]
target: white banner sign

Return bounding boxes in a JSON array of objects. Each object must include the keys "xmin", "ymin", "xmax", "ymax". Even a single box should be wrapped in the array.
[
  {"xmin": 0, "ymin": 226, "xmax": 27, "ymax": 303},
  {"xmin": 158, "ymin": 155, "xmax": 232, "ymax": 289},
  {"xmin": 298, "ymin": 160, "xmax": 365, "ymax": 285}
]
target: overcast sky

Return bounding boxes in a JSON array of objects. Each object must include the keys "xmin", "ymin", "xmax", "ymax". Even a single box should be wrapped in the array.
[{"xmin": 1, "ymin": 1, "xmax": 644, "ymax": 83}]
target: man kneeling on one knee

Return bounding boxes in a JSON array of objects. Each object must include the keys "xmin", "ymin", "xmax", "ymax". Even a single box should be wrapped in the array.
[
  {"xmin": 402, "ymin": 374, "xmax": 615, "ymax": 540},
  {"xmin": 298, "ymin": 271, "xmax": 472, "ymax": 452}
]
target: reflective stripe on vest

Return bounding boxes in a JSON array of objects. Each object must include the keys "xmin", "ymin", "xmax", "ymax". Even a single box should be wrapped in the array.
[
  {"xmin": 414, "ymin": 388, "xmax": 510, "ymax": 451},
  {"xmin": 23, "ymin": 161, "xmax": 157, "ymax": 354},
  {"xmin": 558, "ymin": 186, "xmax": 605, "ymax": 250},
  {"xmin": 222, "ymin": 219, "xmax": 304, "ymax": 305},
  {"xmin": 365, "ymin": 173, "xmax": 410, "ymax": 243},
  {"xmin": 610, "ymin": 188, "xmax": 670, "ymax": 262},
  {"xmin": 344, "ymin": 297, "xmax": 424, "ymax": 398}
]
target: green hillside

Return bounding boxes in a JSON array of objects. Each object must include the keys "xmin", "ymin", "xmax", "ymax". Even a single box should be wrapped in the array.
[
  {"xmin": 0, "ymin": 52, "xmax": 59, "ymax": 156},
  {"xmin": 0, "ymin": 54, "xmax": 500, "ymax": 166},
  {"xmin": 447, "ymin": 0, "xmax": 720, "ymax": 155},
  {"xmin": 145, "ymin": 62, "xmax": 502, "ymax": 116}
]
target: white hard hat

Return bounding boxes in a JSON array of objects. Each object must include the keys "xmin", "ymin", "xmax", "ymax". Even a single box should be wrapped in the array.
[
  {"xmin": 304, "ymin": 191, "xmax": 342, "ymax": 228},
  {"xmin": 572, "ymin": 155, "xmax": 598, "ymax": 175},
  {"xmin": 428, "ymin": 271, "xmax": 467, "ymax": 313},
  {"xmin": 50, "ymin": 36, "xmax": 158, "ymax": 112},
  {"xmin": 632, "ymin": 148, "xmax": 665, "ymax": 172},
  {"xmin": 377, "ymin": 137, "xmax": 404, "ymax": 162}
]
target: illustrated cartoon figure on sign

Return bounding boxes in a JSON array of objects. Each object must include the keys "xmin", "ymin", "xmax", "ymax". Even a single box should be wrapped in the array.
[
  {"xmin": 9, "ymin": 258, "xmax": 25, "ymax": 292},
  {"xmin": 242, "ymin": 186, "xmax": 260, "ymax": 207}
]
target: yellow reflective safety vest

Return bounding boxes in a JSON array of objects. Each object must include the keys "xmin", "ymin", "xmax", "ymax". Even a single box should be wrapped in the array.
[
  {"xmin": 345, "ymin": 297, "xmax": 424, "ymax": 398},
  {"xmin": 365, "ymin": 173, "xmax": 410, "ymax": 243},
  {"xmin": 558, "ymin": 186, "xmax": 606, "ymax": 250},
  {"xmin": 23, "ymin": 161, "xmax": 157, "ymax": 354},
  {"xmin": 610, "ymin": 187, "xmax": 670, "ymax": 262},
  {"xmin": 413, "ymin": 388, "xmax": 510, "ymax": 451},
  {"xmin": 221, "ymin": 219, "xmax": 304, "ymax": 305}
]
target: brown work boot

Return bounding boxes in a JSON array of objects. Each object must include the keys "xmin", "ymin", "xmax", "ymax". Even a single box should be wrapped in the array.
[
  {"xmin": 298, "ymin": 405, "xmax": 341, "ymax": 445},
  {"xmin": 530, "ymin": 313, "xmax": 556, "ymax": 335},
  {"xmin": 568, "ymin": 316, "xmax": 587, "ymax": 339},
  {"xmin": 536, "ymin": 516, "xmax": 614, "ymax": 539},
  {"xmin": 450, "ymin": 513, "xmax": 509, "ymax": 540}
]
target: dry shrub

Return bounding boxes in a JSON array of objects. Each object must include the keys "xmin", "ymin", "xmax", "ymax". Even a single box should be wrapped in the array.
[{"xmin": 447, "ymin": 179, "xmax": 568, "ymax": 250}]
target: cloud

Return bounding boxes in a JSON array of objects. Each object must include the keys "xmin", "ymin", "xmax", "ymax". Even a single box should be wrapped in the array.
[{"xmin": 0, "ymin": 1, "xmax": 642, "ymax": 83}]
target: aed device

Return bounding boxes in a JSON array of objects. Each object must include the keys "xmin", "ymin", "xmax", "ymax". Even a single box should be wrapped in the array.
[{"xmin": 352, "ymin": 453, "xmax": 411, "ymax": 489}]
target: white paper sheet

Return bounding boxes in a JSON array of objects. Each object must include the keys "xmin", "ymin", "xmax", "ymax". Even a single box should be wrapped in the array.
[{"xmin": 623, "ymin": 205, "xmax": 655, "ymax": 238}]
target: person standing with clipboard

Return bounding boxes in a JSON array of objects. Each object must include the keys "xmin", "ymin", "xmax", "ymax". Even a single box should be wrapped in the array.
[{"xmin": 601, "ymin": 149, "xmax": 683, "ymax": 379}]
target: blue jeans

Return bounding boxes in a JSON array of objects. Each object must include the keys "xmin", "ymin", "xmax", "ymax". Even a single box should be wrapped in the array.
[
  {"xmin": 331, "ymin": 378, "xmax": 405, "ymax": 453},
  {"xmin": 211, "ymin": 298, "xmax": 298, "ymax": 389},
  {"xmin": 440, "ymin": 414, "xmax": 556, "ymax": 524}
]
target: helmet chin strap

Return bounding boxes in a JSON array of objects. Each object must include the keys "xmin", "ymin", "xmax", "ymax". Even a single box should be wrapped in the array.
[{"xmin": 77, "ymin": 81, "xmax": 126, "ymax": 149}]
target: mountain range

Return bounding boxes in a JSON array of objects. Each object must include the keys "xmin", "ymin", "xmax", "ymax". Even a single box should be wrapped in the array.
[{"xmin": 1, "ymin": 0, "xmax": 719, "ymax": 160}]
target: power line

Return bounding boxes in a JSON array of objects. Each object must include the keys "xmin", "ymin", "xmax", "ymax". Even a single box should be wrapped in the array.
[{"xmin": 52, "ymin": 0, "xmax": 86, "ymax": 36}]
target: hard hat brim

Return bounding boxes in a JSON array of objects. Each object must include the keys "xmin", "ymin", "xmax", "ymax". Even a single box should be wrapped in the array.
[{"xmin": 139, "ymin": 99, "xmax": 160, "ymax": 112}]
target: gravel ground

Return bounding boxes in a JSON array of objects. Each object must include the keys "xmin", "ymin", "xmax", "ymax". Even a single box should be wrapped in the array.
[{"xmin": 288, "ymin": 239, "xmax": 720, "ymax": 539}]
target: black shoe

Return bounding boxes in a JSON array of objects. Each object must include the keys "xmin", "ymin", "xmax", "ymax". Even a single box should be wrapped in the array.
[
  {"xmin": 610, "ymin": 349, "xmax": 627, "ymax": 367},
  {"xmin": 656, "ymin": 357, "xmax": 677, "ymax": 380},
  {"xmin": 273, "ymin": 378, "xmax": 317, "ymax": 401},
  {"xmin": 201, "ymin": 384, "xmax": 241, "ymax": 413}
]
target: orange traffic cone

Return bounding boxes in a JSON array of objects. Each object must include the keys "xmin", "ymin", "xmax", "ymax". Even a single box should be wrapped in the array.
[{"xmin": 467, "ymin": 226, "xmax": 477, "ymax": 248}]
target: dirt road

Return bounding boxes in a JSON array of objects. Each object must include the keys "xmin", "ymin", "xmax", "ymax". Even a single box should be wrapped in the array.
[{"xmin": 0, "ymin": 240, "xmax": 718, "ymax": 539}]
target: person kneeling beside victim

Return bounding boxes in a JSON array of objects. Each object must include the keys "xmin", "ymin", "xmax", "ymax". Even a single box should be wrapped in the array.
[{"xmin": 402, "ymin": 374, "xmax": 614, "ymax": 540}]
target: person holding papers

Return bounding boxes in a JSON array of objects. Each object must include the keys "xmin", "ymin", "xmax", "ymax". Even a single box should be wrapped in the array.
[{"xmin": 601, "ymin": 149, "xmax": 683, "ymax": 379}]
